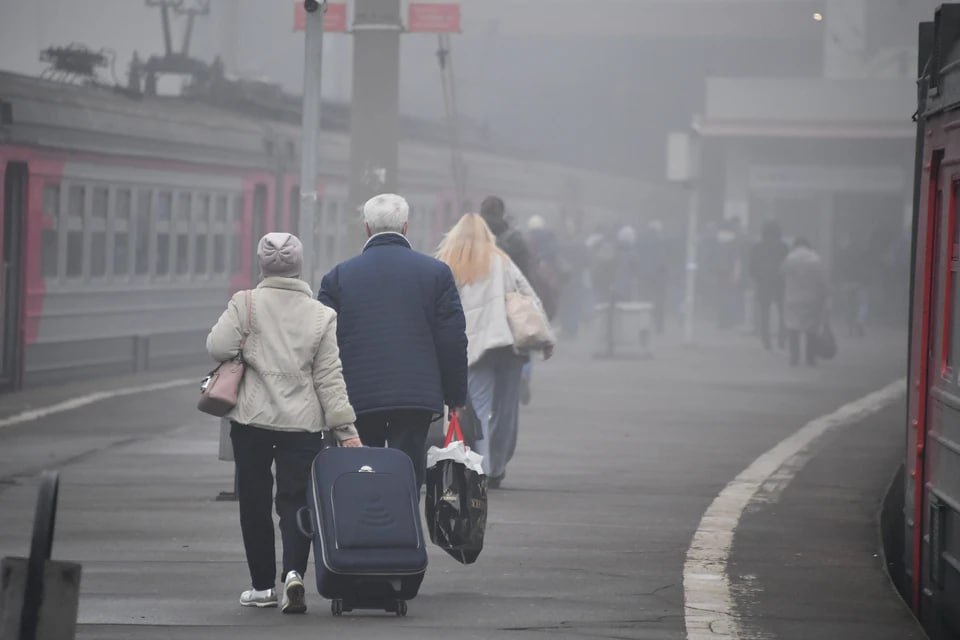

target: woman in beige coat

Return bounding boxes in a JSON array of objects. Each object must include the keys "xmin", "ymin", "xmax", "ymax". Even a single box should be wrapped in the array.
[{"xmin": 206, "ymin": 232, "xmax": 360, "ymax": 614}]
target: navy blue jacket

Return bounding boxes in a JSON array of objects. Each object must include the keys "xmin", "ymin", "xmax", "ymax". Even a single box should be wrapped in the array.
[{"xmin": 318, "ymin": 233, "xmax": 468, "ymax": 417}]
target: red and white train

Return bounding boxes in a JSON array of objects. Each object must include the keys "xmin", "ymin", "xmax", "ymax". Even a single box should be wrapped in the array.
[
  {"xmin": 904, "ymin": 4, "xmax": 960, "ymax": 637},
  {"xmin": 0, "ymin": 70, "xmax": 640, "ymax": 390}
]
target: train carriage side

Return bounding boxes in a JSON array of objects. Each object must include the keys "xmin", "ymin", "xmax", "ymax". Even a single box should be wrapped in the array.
[
  {"xmin": 0, "ymin": 73, "xmax": 283, "ymax": 387},
  {"xmin": 907, "ymin": 6, "xmax": 960, "ymax": 638}
]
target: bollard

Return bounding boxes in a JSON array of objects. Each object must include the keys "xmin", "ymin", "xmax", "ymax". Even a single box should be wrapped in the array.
[{"xmin": 0, "ymin": 471, "xmax": 81, "ymax": 640}]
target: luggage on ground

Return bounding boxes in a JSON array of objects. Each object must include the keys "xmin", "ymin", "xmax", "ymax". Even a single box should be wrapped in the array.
[
  {"xmin": 425, "ymin": 416, "xmax": 488, "ymax": 564},
  {"xmin": 297, "ymin": 445, "xmax": 427, "ymax": 616}
]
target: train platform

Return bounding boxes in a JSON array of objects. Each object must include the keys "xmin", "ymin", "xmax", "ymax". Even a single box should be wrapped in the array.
[{"xmin": 0, "ymin": 325, "xmax": 926, "ymax": 639}]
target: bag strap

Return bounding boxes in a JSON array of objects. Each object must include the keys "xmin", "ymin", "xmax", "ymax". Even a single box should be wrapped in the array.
[
  {"xmin": 238, "ymin": 290, "xmax": 252, "ymax": 359},
  {"xmin": 444, "ymin": 413, "xmax": 465, "ymax": 447}
]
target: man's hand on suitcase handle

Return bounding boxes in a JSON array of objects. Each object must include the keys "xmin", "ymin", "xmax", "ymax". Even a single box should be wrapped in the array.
[{"xmin": 341, "ymin": 437, "xmax": 362, "ymax": 448}]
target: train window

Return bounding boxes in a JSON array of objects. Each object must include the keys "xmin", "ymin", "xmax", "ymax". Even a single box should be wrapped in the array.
[
  {"xmin": 41, "ymin": 184, "xmax": 59, "ymax": 278},
  {"xmin": 175, "ymin": 192, "xmax": 191, "ymax": 276},
  {"xmin": 289, "ymin": 185, "xmax": 300, "ymax": 237},
  {"xmin": 114, "ymin": 188, "xmax": 131, "ymax": 277},
  {"xmin": 135, "ymin": 190, "xmax": 152, "ymax": 276},
  {"xmin": 156, "ymin": 191, "xmax": 172, "ymax": 276},
  {"xmin": 443, "ymin": 201, "xmax": 453, "ymax": 229},
  {"xmin": 325, "ymin": 200, "xmax": 339, "ymax": 264},
  {"xmin": 195, "ymin": 194, "xmax": 210, "ymax": 277},
  {"xmin": 213, "ymin": 195, "xmax": 227, "ymax": 274},
  {"xmin": 231, "ymin": 196, "xmax": 244, "ymax": 275},
  {"xmin": 66, "ymin": 185, "xmax": 84, "ymax": 278},
  {"xmin": 90, "ymin": 186, "xmax": 108, "ymax": 278}
]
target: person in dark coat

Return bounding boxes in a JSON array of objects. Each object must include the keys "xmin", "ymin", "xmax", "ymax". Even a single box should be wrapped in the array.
[
  {"xmin": 782, "ymin": 237, "xmax": 829, "ymax": 367},
  {"xmin": 318, "ymin": 193, "xmax": 468, "ymax": 488},
  {"xmin": 750, "ymin": 220, "xmax": 789, "ymax": 350},
  {"xmin": 480, "ymin": 195, "xmax": 536, "ymax": 403},
  {"xmin": 480, "ymin": 196, "xmax": 532, "ymax": 277}
]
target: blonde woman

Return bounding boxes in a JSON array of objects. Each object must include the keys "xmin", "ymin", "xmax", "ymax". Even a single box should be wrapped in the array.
[
  {"xmin": 207, "ymin": 233, "xmax": 361, "ymax": 614},
  {"xmin": 436, "ymin": 214, "xmax": 555, "ymax": 488}
]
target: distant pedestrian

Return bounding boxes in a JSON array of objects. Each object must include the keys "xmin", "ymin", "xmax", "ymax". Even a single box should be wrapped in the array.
[
  {"xmin": 481, "ymin": 196, "xmax": 538, "ymax": 403},
  {"xmin": 480, "ymin": 196, "xmax": 532, "ymax": 277},
  {"xmin": 318, "ymin": 194, "xmax": 468, "ymax": 490},
  {"xmin": 637, "ymin": 219, "xmax": 668, "ymax": 334},
  {"xmin": 714, "ymin": 219, "xmax": 743, "ymax": 330},
  {"xmin": 750, "ymin": 220, "xmax": 789, "ymax": 350},
  {"xmin": 436, "ymin": 213, "xmax": 555, "ymax": 488},
  {"xmin": 782, "ymin": 237, "xmax": 829, "ymax": 367},
  {"xmin": 206, "ymin": 233, "xmax": 360, "ymax": 614}
]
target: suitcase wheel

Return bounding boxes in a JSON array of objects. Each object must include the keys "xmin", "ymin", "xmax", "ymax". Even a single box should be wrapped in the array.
[
  {"xmin": 395, "ymin": 600, "xmax": 407, "ymax": 617},
  {"xmin": 331, "ymin": 599, "xmax": 344, "ymax": 616}
]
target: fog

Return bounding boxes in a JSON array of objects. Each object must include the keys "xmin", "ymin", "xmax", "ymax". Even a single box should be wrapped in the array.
[
  {"xmin": 0, "ymin": 0, "xmax": 930, "ymax": 381},
  {"xmin": 0, "ymin": 0, "xmax": 936, "ymax": 178},
  {"xmin": 0, "ymin": 4, "xmax": 945, "ymax": 636}
]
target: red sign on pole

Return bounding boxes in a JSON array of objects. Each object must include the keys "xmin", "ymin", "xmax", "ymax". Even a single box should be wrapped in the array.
[
  {"xmin": 407, "ymin": 2, "xmax": 460, "ymax": 33},
  {"xmin": 294, "ymin": 2, "xmax": 348, "ymax": 33}
]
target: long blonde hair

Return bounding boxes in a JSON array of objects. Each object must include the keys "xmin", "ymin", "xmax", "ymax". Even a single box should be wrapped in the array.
[{"xmin": 435, "ymin": 213, "xmax": 505, "ymax": 286}]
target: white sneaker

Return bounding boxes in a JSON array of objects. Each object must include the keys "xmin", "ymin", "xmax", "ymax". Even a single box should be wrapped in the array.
[
  {"xmin": 282, "ymin": 571, "xmax": 306, "ymax": 614},
  {"xmin": 240, "ymin": 587, "xmax": 277, "ymax": 608}
]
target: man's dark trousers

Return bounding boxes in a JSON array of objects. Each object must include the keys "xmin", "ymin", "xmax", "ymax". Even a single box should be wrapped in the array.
[{"xmin": 355, "ymin": 410, "xmax": 434, "ymax": 490}]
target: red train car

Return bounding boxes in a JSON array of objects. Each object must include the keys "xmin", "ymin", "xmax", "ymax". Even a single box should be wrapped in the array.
[
  {"xmin": 905, "ymin": 5, "xmax": 960, "ymax": 637},
  {"xmin": 0, "ymin": 69, "xmax": 636, "ymax": 391}
]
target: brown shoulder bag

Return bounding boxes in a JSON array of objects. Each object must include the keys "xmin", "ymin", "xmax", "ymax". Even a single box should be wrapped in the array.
[{"xmin": 198, "ymin": 290, "xmax": 252, "ymax": 417}]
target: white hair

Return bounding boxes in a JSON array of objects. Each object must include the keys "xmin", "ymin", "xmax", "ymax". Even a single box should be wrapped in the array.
[{"xmin": 363, "ymin": 193, "xmax": 409, "ymax": 235}]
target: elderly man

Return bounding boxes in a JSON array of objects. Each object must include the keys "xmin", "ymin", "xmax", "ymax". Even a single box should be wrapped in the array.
[{"xmin": 317, "ymin": 194, "xmax": 468, "ymax": 488}]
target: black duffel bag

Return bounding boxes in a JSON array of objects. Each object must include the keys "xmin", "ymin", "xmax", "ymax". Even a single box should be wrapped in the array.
[{"xmin": 424, "ymin": 415, "xmax": 487, "ymax": 565}]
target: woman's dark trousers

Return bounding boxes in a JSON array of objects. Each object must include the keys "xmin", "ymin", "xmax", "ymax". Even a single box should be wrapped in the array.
[{"xmin": 231, "ymin": 422, "xmax": 324, "ymax": 591}]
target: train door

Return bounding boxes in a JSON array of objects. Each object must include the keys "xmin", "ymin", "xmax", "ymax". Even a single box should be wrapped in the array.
[
  {"xmin": 912, "ymin": 148, "xmax": 945, "ymax": 613},
  {"xmin": 0, "ymin": 162, "xmax": 27, "ymax": 390}
]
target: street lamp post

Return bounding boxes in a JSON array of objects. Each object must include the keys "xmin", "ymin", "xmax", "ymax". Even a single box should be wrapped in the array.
[
  {"xmin": 667, "ymin": 126, "xmax": 701, "ymax": 345},
  {"xmin": 299, "ymin": 0, "xmax": 327, "ymax": 289}
]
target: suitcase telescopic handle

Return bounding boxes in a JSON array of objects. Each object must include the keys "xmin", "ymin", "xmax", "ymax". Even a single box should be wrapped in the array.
[{"xmin": 296, "ymin": 507, "xmax": 314, "ymax": 538}]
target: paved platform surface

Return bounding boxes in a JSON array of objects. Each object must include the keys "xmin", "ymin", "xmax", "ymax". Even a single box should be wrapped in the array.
[{"xmin": 0, "ymin": 325, "xmax": 925, "ymax": 639}]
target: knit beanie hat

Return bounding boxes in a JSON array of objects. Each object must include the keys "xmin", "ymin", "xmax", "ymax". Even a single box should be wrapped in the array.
[{"xmin": 257, "ymin": 232, "xmax": 303, "ymax": 278}]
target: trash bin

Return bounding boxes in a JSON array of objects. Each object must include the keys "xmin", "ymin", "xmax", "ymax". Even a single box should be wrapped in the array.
[{"xmin": 592, "ymin": 301, "xmax": 654, "ymax": 359}]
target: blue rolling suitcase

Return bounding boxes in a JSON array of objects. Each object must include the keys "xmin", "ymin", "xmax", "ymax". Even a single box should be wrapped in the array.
[{"xmin": 297, "ymin": 446, "xmax": 427, "ymax": 616}]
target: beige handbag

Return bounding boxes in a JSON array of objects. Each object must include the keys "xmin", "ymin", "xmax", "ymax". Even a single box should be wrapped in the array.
[
  {"xmin": 198, "ymin": 291, "xmax": 252, "ymax": 417},
  {"xmin": 505, "ymin": 267, "xmax": 553, "ymax": 351}
]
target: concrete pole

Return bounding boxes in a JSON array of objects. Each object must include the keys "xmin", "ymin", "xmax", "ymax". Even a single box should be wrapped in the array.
[
  {"xmin": 348, "ymin": 0, "xmax": 403, "ymax": 247},
  {"xmin": 299, "ymin": 1, "xmax": 326, "ymax": 289},
  {"xmin": 684, "ymin": 132, "xmax": 701, "ymax": 346}
]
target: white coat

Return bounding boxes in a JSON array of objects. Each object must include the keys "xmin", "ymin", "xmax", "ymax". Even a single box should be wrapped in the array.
[
  {"xmin": 458, "ymin": 254, "xmax": 552, "ymax": 367},
  {"xmin": 782, "ymin": 247, "xmax": 829, "ymax": 333}
]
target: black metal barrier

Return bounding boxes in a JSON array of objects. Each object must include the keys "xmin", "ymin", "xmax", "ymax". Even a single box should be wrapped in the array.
[
  {"xmin": 21, "ymin": 471, "xmax": 59, "ymax": 640},
  {"xmin": 0, "ymin": 471, "xmax": 81, "ymax": 640}
]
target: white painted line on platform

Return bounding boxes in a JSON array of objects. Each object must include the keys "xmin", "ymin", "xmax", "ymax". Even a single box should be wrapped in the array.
[
  {"xmin": 683, "ymin": 378, "xmax": 906, "ymax": 640},
  {"xmin": 0, "ymin": 378, "xmax": 194, "ymax": 430}
]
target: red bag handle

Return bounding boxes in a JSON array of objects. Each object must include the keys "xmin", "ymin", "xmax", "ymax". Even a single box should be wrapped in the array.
[{"xmin": 444, "ymin": 413, "xmax": 465, "ymax": 447}]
